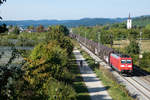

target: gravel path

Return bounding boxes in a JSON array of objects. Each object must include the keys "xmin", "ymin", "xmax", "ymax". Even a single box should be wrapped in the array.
[{"xmin": 73, "ymin": 48, "xmax": 112, "ymax": 100}]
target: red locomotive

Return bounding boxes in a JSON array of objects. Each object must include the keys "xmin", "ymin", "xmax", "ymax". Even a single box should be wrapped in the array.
[{"xmin": 110, "ymin": 53, "xmax": 133, "ymax": 73}]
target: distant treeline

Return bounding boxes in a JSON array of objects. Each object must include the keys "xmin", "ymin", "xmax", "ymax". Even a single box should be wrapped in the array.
[
  {"xmin": 1, "ymin": 15, "xmax": 150, "ymax": 28},
  {"xmin": 133, "ymin": 16, "xmax": 150, "ymax": 27}
]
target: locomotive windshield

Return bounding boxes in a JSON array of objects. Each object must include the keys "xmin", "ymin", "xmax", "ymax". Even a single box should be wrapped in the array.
[
  {"xmin": 127, "ymin": 60, "xmax": 132, "ymax": 64},
  {"xmin": 121, "ymin": 60, "xmax": 126, "ymax": 64},
  {"xmin": 121, "ymin": 60, "xmax": 132, "ymax": 64}
]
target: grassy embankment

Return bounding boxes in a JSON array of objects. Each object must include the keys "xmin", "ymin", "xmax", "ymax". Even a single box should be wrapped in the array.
[{"xmin": 72, "ymin": 40, "xmax": 134, "ymax": 100}]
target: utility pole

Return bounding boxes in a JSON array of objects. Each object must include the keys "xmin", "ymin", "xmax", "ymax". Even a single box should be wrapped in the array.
[
  {"xmin": 98, "ymin": 32, "xmax": 101, "ymax": 52},
  {"xmin": 139, "ymin": 31, "xmax": 143, "ymax": 58}
]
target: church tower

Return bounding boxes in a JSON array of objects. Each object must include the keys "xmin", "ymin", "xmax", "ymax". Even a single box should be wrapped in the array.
[{"xmin": 127, "ymin": 13, "xmax": 132, "ymax": 29}]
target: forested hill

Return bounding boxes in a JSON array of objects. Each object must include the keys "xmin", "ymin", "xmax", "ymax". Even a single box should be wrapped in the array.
[
  {"xmin": 1, "ymin": 15, "xmax": 150, "ymax": 27},
  {"xmin": 62, "ymin": 18, "xmax": 126, "ymax": 27},
  {"xmin": 132, "ymin": 16, "xmax": 150, "ymax": 27},
  {"xmin": 0, "ymin": 18, "xmax": 126, "ymax": 28}
]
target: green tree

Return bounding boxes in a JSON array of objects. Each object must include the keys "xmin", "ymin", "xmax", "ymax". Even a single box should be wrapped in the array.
[
  {"xmin": 9, "ymin": 26, "xmax": 20, "ymax": 35},
  {"xmin": 27, "ymin": 25, "xmax": 34, "ymax": 32},
  {"xmin": 128, "ymin": 29, "xmax": 139, "ymax": 41},
  {"xmin": 139, "ymin": 52, "xmax": 150, "ymax": 69},
  {"xmin": 0, "ymin": 23, "xmax": 8, "ymax": 33},
  {"xmin": 126, "ymin": 40, "xmax": 140, "ymax": 55},
  {"xmin": 26, "ymin": 41, "xmax": 68, "ymax": 82},
  {"xmin": 16, "ymin": 41, "xmax": 75, "ymax": 99},
  {"xmin": 59, "ymin": 37, "xmax": 74, "ymax": 55},
  {"xmin": 54, "ymin": 25, "xmax": 69, "ymax": 36},
  {"xmin": 13, "ymin": 26, "xmax": 20, "ymax": 34}
]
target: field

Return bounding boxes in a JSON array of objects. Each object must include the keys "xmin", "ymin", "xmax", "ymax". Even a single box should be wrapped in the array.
[{"xmin": 113, "ymin": 39, "xmax": 150, "ymax": 53}]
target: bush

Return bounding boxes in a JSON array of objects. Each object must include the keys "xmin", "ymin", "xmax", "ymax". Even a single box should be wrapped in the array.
[
  {"xmin": 42, "ymin": 78, "xmax": 77, "ymax": 100},
  {"xmin": 139, "ymin": 52, "xmax": 150, "ymax": 68},
  {"xmin": 0, "ymin": 24, "xmax": 8, "ymax": 33},
  {"xmin": 26, "ymin": 41, "xmax": 68, "ymax": 81},
  {"xmin": 14, "ymin": 41, "xmax": 76, "ymax": 100},
  {"xmin": 126, "ymin": 40, "xmax": 140, "ymax": 55},
  {"xmin": 10, "ymin": 26, "xmax": 20, "ymax": 35},
  {"xmin": 59, "ymin": 37, "xmax": 74, "ymax": 55}
]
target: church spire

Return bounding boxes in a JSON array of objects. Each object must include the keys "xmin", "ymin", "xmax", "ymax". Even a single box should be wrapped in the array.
[
  {"xmin": 127, "ymin": 13, "xmax": 132, "ymax": 29},
  {"xmin": 128, "ymin": 13, "xmax": 131, "ymax": 19}
]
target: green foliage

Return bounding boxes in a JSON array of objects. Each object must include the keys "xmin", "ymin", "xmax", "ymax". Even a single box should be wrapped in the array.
[
  {"xmin": 0, "ymin": 24, "xmax": 8, "ymax": 33},
  {"xmin": 142, "ymin": 26, "xmax": 150, "ymax": 39},
  {"xmin": 15, "ymin": 32, "xmax": 47, "ymax": 46},
  {"xmin": 133, "ymin": 16, "xmax": 150, "ymax": 27},
  {"xmin": 145, "ymin": 24, "xmax": 150, "ymax": 30},
  {"xmin": 111, "ymin": 23, "xmax": 126, "ymax": 29},
  {"xmin": 27, "ymin": 25, "xmax": 34, "ymax": 30},
  {"xmin": 15, "ymin": 39, "xmax": 37, "ymax": 47},
  {"xmin": 36, "ymin": 25, "xmax": 45, "ymax": 32},
  {"xmin": 10, "ymin": 26, "xmax": 20, "ymax": 35},
  {"xmin": 128, "ymin": 29, "xmax": 139, "ymax": 41},
  {"xmin": 0, "ymin": 25, "xmax": 75, "ymax": 99},
  {"xmin": 42, "ymin": 78, "xmax": 77, "ymax": 100},
  {"xmin": 139, "ymin": 52, "xmax": 150, "ymax": 68},
  {"xmin": 29, "ymin": 42, "xmax": 68, "ymax": 80},
  {"xmin": 100, "ymin": 31, "xmax": 113, "ymax": 45},
  {"xmin": 126, "ymin": 40, "xmax": 140, "ymax": 55},
  {"xmin": 59, "ymin": 37, "xmax": 74, "ymax": 55},
  {"xmin": 5, "ymin": 34, "xmax": 18, "ymax": 39},
  {"xmin": 72, "ymin": 26, "xmax": 116, "ymax": 45},
  {"xmin": 51, "ymin": 25, "xmax": 69, "ymax": 36},
  {"xmin": 54, "ymin": 25, "xmax": 69, "ymax": 36},
  {"xmin": 14, "ymin": 41, "xmax": 76, "ymax": 99}
]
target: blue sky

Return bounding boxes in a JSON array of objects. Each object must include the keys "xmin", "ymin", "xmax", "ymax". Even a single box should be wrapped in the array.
[{"xmin": 0, "ymin": 0, "xmax": 149, "ymax": 20}]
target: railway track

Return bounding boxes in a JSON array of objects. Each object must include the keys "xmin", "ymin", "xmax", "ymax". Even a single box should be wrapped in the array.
[
  {"xmin": 134, "ymin": 67, "xmax": 150, "ymax": 83},
  {"xmin": 120, "ymin": 75, "xmax": 150, "ymax": 100},
  {"xmin": 78, "ymin": 42, "xmax": 150, "ymax": 100},
  {"xmin": 70, "ymin": 33, "xmax": 150, "ymax": 100}
]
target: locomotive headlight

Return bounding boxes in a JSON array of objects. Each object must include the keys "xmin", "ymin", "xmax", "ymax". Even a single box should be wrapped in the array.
[
  {"xmin": 121, "ymin": 65, "xmax": 125, "ymax": 67},
  {"xmin": 128, "ymin": 65, "xmax": 132, "ymax": 67}
]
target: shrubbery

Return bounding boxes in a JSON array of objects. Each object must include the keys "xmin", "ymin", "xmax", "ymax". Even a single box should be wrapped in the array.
[
  {"xmin": 9, "ymin": 26, "xmax": 20, "ymax": 35},
  {"xmin": 0, "ymin": 25, "xmax": 76, "ymax": 99},
  {"xmin": 125, "ymin": 39, "xmax": 140, "ymax": 55},
  {"xmin": 139, "ymin": 52, "xmax": 150, "ymax": 70},
  {"xmin": 0, "ymin": 24, "xmax": 8, "ymax": 33},
  {"xmin": 3, "ymin": 25, "xmax": 76, "ymax": 100},
  {"xmin": 14, "ymin": 41, "xmax": 76, "ymax": 99},
  {"xmin": 59, "ymin": 37, "xmax": 74, "ymax": 55}
]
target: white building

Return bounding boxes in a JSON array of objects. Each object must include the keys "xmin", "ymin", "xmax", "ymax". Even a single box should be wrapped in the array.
[{"xmin": 127, "ymin": 13, "xmax": 132, "ymax": 29}]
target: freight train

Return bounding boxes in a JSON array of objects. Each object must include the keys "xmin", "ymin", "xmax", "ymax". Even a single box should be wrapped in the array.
[{"xmin": 70, "ymin": 33, "xmax": 133, "ymax": 73}]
